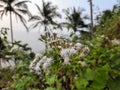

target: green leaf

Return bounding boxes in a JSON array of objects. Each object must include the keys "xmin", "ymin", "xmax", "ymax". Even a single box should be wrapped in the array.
[
  {"xmin": 75, "ymin": 78, "xmax": 89, "ymax": 90},
  {"xmin": 46, "ymin": 75, "xmax": 57, "ymax": 85},
  {"xmin": 91, "ymin": 64, "xmax": 110, "ymax": 89},
  {"xmin": 46, "ymin": 87, "xmax": 56, "ymax": 90},
  {"xmin": 84, "ymin": 68, "xmax": 95, "ymax": 80}
]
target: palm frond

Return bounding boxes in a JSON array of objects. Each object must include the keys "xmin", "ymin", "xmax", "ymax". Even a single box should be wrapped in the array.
[
  {"xmin": 27, "ymin": 10, "xmax": 32, "ymax": 17},
  {"xmin": 0, "ymin": 10, "xmax": 5, "ymax": 19},
  {"xmin": 35, "ymin": 4, "xmax": 43, "ymax": 16},
  {"xmin": 30, "ymin": 21, "xmax": 42, "ymax": 29},
  {"xmin": 14, "ymin": 10, "xmax": 29, "ymax": 31},
  {"xmin": 20, "ymin": 17, "xmax": 29, "ymax": 31},
  {"xmin": 14, "ymin": 1, "xmax": 31, "ymax": 7},
  {"xmin": 29, "ymin": 16, "xmax": 42, "ymax": 21},
  {"xmin": 16, "ymin": 8, "xmax": 28, "ymax": 14}
]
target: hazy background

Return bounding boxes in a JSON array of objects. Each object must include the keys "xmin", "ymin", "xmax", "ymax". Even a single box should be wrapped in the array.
[{"xmin": 0, "ymin": 0, "xmax": 118, "ymax": 53}]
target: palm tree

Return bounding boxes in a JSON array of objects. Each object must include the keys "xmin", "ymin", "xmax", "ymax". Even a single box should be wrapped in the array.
[
  {"xmin": 29, "ymin": 0, "xmax": 61, "ymax": 53},
  {"xmin": 88, "ymin": 0, "xmax": 94, "ymax": 35},
  {"xmin": 0, "ymin": 0, "xmax": 31, "ymax": 42},
  {"xmin": 63, "ymin": 7, "xmax": 88, "ymax": 34}
]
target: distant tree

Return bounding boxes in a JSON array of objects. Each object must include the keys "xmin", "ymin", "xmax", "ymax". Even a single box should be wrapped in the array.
[
  {"xmin": 113, "ymin": 4, "xmax": 120, "ymax": 13},
  {"xmin": 96, "ymin": 10, "xmax": 113, "ymax": 25},
  {"xmin": 96, "ymin": 3, "xmax": 120, "ymax": 25},
  {"xmin": 29, "ymin": 0, "xmax": 61, "ymax": 54},
  {"xmin": 0, "ymin": 0, "xmax": 31, "ymax": 42},
  {"xmin": 63, "ymin": 7, "xmax": 88, "ymax": 33},
  {"xmin": 63, "ymin": 7, "xmax": 90, "ymax": 41}
]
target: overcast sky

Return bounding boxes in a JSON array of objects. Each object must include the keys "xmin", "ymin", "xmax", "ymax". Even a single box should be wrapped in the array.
[{"xmin": 0, "ymin": 0, "xmax": 118, "ymax": 53}]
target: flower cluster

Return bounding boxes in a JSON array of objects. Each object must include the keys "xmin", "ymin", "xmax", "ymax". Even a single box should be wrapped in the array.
[
  {"xmin": 60, "ymin": 43, "xmax": 90, "ymax": 65},
  {"xmin": 29, "ymin": 55, "xmax": 53, "ymax": 75},
  {"xmin": 60, "ymin": 47, "xmax": 77, "ymax": 64},
  {"xmin": 49, "ymin": 38, "xmax": 72, "ymax": 50}
]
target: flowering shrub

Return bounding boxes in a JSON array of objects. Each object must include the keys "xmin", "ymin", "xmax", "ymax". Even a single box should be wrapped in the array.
[
  {"xmin": 9, "ymin": 19, "xmax": 120, "ymax": 89},
  {"xmin": 29, "ymin": 55, "xmax": 53, "ymax": 75},
  {"xmin": 5, "ymin": 9, "xmax": 120, "ymax": 90}
]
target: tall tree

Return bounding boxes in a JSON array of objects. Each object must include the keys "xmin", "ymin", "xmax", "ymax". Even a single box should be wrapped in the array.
[
  {"xmin": 88, "ymin": 0, "xmax": 94, "ymax": 35},
  {"xmin": 29, "ymin": 0, "xmax": 61, "ymax": 53},
  {"xmin": 63, "ymin": 7, "xmax": 87, "ymax": 32},
  {"xmin": 0, "ymin": 0, "xmax": 31, "ymax": 42}
]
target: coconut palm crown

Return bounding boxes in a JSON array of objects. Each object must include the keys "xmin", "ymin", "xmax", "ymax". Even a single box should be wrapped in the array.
[
  {"xmin": 29, "ymin": 0, "xmax": 61, "ymax": 29},
  {"xmin": 63, "ymin": 7, "xmax": 88, "ymax": 32}
]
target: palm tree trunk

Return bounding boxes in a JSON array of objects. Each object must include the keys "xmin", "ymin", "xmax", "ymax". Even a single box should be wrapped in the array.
[
  {"xmin": 89, "ymin": 0, "xmax": 94, "ymax": 36},
  {"xmin": 10, "ymin": 11, "xmax": 13, "ymax": 43},
  {"xmin": 45, "ymin": 26, "xmax": 48, "ymax": 54}
]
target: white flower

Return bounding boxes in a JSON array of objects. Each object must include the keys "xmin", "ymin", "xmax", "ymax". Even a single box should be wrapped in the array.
[
  {"xmin": 42, "ymin": 58, "xmax": 53, "ymax": 70},
  {"xmin": 29, "ymin": 58, "xmax": 37, "ymax": 69},
  {"xmin": 30, "ymin": 69, "xmax": 34, "ymax": 73},
  {"xmin": 61, "ymin": 48, "xmax": 77, "ymax": 57},
  {"xmin": 29, "ymin": 54, "xmax": 40, "ymax": 69},
  {"xmin": 51, "ymin": 46, "xmax": 55, "ymax": 49},
  {"xmin": 64, "ymin": 56, "xmax": 70, "ymax": 65},
  {"xmin": 69, "ymin": 47, "xmax": 77, "ymax": 55},
  {"xmin": 60, "ymin": 47, "xmax": 78, "ymax": 65},
  {"xmin": 35, "ymin": 56, "xmax": 47, "ymax": 70},
  {"xmin": 29, "ymin": 55, "xmax": 47, "ymax": 75},
  {"xmin": 69, "ymin": 43, "xmax": 73, "ymax": 47},
  {"xmin": 83, "ymin": 46, "xmax": 90, "ymax": 54},
  {"xmin": 34, "ymin": 64, "xmax": 40, "ymax": 72},
  {"xmin": 101, "ymin": 35, "xmax": 105, "ymax": 38},
  {"xmin": 58, "ymin": 46, "xmax": 62, "ymax": 49},
  {"xmin": 78, "ymin": 61, "xmax": 86, "ymax": 67},
  {"xmin": 0, "ymin": 59, "xmax": 10, "ymax": 68},
  {"xmin": 111, "ymin": 38, "xmax": 120, "ymax": 45},
  {"xmin": 40, "ymin": 56, "xmax": 47, "ymax": 63},
  {"xmin": 74, "ymin": 43, "xmax": 83, "ymax": 51},
  {"xmin": 60, "ymin": 48, "xmax": 69, "ymax": 58}
]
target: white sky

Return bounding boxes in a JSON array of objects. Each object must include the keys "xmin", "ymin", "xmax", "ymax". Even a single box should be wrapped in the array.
[{"xmin": 0, "ymin": 0, "xmax": 118, "ymax": 53}]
